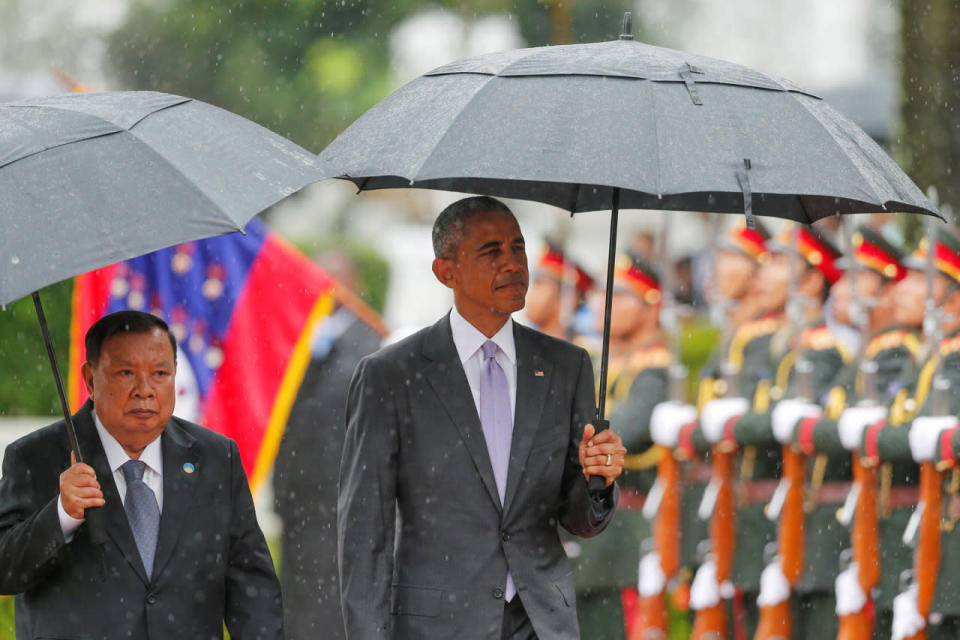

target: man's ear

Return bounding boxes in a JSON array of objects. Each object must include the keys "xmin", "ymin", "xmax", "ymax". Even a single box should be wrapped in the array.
[
  {"xmin": 945, "ymin": 287, "xmax": 960, "ymax": 316},
  {"xmin": 81, "ymin": 362, "xmax": 95, "ymax": 399},
  {"xmin": 432, "ymin": 258, "xmax": 456, "ymax": 289}
]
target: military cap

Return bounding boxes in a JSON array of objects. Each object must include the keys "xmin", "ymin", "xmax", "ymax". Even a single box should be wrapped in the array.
[
  {"xmin": 770, "ymin": 223, "xmax": 843, "ymax": 285},
  {"xmin": 717, "ymin": 219, "xmax": 771, "ymax": 264},
  {"xmin": 903, "ymin": 228, "xmax": 960, "ymax": 285},
  {"xmin": 613, "ymin": 253, "xmax": 662, "ymax": 305},
  {"xmin": 850, "ymin": 225, "xmax": 907, "ymax": 282},
  {"xmin": 534, "ymin": 242, "xmax": 595, "ymax": 294}
]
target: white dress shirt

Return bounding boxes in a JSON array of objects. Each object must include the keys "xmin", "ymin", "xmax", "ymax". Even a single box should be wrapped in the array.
[
  {"xmin": 449, "ymin": 306, "xmax": 517, "ymax": 422},
  {"xmin": 58, "ymin": 408, "xmax": 164, "ymax": 538}
]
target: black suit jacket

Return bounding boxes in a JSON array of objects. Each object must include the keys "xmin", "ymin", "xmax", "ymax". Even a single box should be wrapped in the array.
[
  {"xmin": 0, "ymin": 402, "xmax": 283, "ymax": 639},
  {"xmin": 274, "ymin": 314, "xmax": 381, "ymax": 640},
  {"xmin": 338, "ymin": 315, "xmax": 617, "ymax": 640}
]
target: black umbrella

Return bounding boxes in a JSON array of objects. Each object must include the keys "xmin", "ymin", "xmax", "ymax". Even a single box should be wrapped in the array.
[
  {"xmin": 317, "ymin": 14, "xmax": 940, "ymax": 488},
  {"xmin": 1, "ymin": 91, "xmax": 326, "ymax": 538}
]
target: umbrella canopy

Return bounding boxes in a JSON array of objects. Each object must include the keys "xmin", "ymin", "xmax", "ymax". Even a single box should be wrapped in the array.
[
  {"xmin": 1, "ymin": 91, "xmax": 326, "ymax": 307},
  {"xmin": 319, "ymin": 32, "xmax": 937, "ymax": 221},
  {"xmin": 316, "ymin": 17, "xmax": 940, "ymax": 491}
]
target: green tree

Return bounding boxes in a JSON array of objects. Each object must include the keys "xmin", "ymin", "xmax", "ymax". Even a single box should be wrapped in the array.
[
  {"xmin": 107, "ymin": 0, "xmax": 635, "ymax": 152},
  {"xmin": 897, "ymin": 0, "xmax": 960, "ymax": 220}
]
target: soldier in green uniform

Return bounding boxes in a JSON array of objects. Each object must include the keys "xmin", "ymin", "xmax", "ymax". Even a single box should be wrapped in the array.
[
  {"xmin": 856, "ymin": 229, "xmax": 960, "ymax": 640},
  {"xmin": 677, "ymin": 220, "xmax": 774, "ymax": 575},
  {"xmin": 675, "ymin": 222, "xmax": 783, "ymax": 637},
  {"xmin": 525, "ymin": 242, "xmax": 594, "ymax": 340},
  {"xmin": 729, "ymin": 224, "xmax": 848, "ymax": 638},
  {"xmin": 780, "ymin": 226, "xmax": 916, "ymax": 638},
  {"xmin": 568, "ymin": 253, "xmax": 670, "ymax": 639}
]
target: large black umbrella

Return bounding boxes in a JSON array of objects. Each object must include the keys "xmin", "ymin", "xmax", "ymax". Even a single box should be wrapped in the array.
[
  {"xmin": 317, "ymin": 14, "xmax": 939, "ymax": 488},
  {"xmin": 1, "ymin": 90, "xmax": 326, "ymax": 539}
]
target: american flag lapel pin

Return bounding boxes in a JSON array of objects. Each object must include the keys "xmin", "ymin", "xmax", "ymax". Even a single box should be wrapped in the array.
[{"xmin": 535, "ymin": 370, "xmax": 545, "ymax": 377}]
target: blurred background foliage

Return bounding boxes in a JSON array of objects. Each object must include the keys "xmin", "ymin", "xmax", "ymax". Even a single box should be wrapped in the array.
[{"xmin": 107, "ymin": 0, "xmax": 635, "ymax": 152}]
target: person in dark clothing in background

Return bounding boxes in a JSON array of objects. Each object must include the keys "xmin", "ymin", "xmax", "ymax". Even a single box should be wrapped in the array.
[{"xmin": 273, "ymin": 250, "xmax": 383, "ymax": 640}]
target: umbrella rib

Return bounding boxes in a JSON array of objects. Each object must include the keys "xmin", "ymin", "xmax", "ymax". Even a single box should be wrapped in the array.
[
  {"xmin": 789, "ymin": 97, "xmax": 889, "ymax": 209},
  {"xmin": 406, "ymin": 74, "xmax": 503, "ymax": 184}
]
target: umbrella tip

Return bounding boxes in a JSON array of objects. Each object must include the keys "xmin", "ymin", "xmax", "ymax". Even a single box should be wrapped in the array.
[{"xmin": 620, "ymin": 12, "xmax": 634, "ymax": 40}]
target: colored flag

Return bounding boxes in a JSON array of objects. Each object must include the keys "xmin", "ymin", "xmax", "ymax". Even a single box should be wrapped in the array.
[{"xmin": 68, "ymin": 218, "xmax": 335, "ymax": 492}]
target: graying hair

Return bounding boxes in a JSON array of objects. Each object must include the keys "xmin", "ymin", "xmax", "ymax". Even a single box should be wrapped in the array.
[{"xmin": 432, "ymin": 196, "xmax": 512, "ymax": 259}]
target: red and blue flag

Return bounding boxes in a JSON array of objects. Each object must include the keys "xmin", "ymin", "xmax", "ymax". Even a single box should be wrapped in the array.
[{"xmin": 68, "ymin": 218, "xmax": 335, "ymax": 491}]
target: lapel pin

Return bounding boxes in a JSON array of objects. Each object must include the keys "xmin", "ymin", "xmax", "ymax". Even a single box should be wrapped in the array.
[
  {"xmin": 182, "ymin": 462, "xmax": 195, "ymax": 474},
  {"xmin": 535, "ymin": 370, "xmax": 545, "ymax": 377}
]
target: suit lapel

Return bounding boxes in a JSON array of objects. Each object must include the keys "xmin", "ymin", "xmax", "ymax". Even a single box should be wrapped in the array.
[
  {"xmin": 75, "ymin": 403, "xmax": 149, "ymax": 587},
  {"xmin": 502, "ymin": 326, "xmax": 551, "ymax": 514},
  {"xmin": 423, "ymin": 315, "xmax": 502, "ymax": 512},
  {"xmin": 151, "ymin": 420, "xmax": 200, "ymax": 580}
]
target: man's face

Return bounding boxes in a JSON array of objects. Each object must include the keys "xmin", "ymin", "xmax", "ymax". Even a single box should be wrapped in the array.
[
  {"xmin": 596, "ymin": 290, "xmax": 644, "ymax": 339},
  {"xmin": 893, "ymin": 270, "xmax": 927, "ymax": 326},
  {"xmin": 713, "ymin": 249, "xmax": 755, "ymax": 302},
  {"xmin": 525, "ymin": 276, "xmax": 561, "ymax": 327},
  {"xmin": 831, "ymin": 269, "xmax": 882, "ymax": 325},
  {"xmin": 434, "ymin": 210, "xmax": 529, "ymax": 322},
  {"xmin": 754, "ymin": 252, "xmax": 792, "ymax": 313},
  {"xmin": 82, "ymin": 328, "xmax": 176, "ymax": 456}
]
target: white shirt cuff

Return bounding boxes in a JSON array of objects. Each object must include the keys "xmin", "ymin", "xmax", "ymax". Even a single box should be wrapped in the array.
[{"xmin": 57, "ymin": 493, "xmax": 85, "ymax": 541}]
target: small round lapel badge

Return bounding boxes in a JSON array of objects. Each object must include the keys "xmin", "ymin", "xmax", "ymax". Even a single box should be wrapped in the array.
[{"xmin": 183, "ymin": 462, "xmax": 195, "ymax": 474}]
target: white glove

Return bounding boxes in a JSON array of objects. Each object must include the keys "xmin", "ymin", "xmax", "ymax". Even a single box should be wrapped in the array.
[
  {"xmin": 892, "ymin": 585, "xmax": 925, "ymax": 640},
  {"xmin": 838, "ymin": 406, "xmax": 888, "ymax": 451},
  {"xmin": 756, "ymin": 559, "xmax": 790, "ymax": 607},
  {"xmin": 909, "ymin": 416, "xmax": 958, "ymax": 463},
  {"xmin": 638, "ymin": 552, "xmax": 666, "ymax": 597},
  {"xmin": 834, "ymin": 563, "xmax": 867, "ymax": 616},
  {"xmin": 651, "ymin": 401, "xmax": 698, "ymax": 447},
  {"xmin": 689, "ymin": 559, "xmax": 721, "ymax": 610},
  {"xmin": 772, "ymin": 398, "xmax": 822, "ymax": 445},
  {"xmin": 700, "ymin": 397, "xmax": 749, "ymax": 444}
]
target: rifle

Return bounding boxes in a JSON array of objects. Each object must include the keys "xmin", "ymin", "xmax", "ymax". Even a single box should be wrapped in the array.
[
  {"xmin": 690, "ymin": 219, "xmax": 740, "ymax": 640},
  {"xmin": 901, "ymin": 212, "xmax": 950, "ymax": 640},
  {"xmin": 633, "ymin": 214, "xmax": 687, "ymax": 640},
  {"xmin": 837, "ymin": 218, "xmax": 881, "ymax": 640},
  {"xmin": 756, "ymin": 226, "xmax": 810, "ymax": 640}
]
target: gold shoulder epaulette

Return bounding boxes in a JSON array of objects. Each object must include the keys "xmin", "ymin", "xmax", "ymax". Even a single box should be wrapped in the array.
[
  {"xmin": 941, "ymin": 334, "xmax": 960, "ymax": 357},
  {"xmin": 629, "ymin": 345, "xmax": 672, "ymax": 371},
  {"xmin": 866, "ymin": 328, "xmax": 912, "ymax": 359}
]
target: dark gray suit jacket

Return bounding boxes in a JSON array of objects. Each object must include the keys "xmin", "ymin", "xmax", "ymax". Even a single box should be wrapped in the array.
[
  {"xmin": 0, "ymin": 402, "xmax": 283, "ymax": 639},
  {"xmin": 338, "ymin": 315, "xmax": 617, "ymax": 639}
]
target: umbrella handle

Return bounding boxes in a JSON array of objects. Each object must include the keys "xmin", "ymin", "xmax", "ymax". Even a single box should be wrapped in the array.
[
  {"xmin": 588, "ymin": 418, "xmax": 611, "ymax": 492},
  {"xmin": 31, "ymin": 292, "xmax": 108, "ymax": 546}
]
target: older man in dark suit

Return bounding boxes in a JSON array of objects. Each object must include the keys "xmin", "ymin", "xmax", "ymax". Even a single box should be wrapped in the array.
[
  {"xmin": 338, "ymin": 196, "xmax": 625, "ymax": 640},
  {"xmin": 0, "ymin": 310, "xmax": 283, "ymax": 639}
]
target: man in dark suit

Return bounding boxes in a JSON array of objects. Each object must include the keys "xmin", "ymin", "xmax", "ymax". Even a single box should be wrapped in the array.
[
  {"xmin": 0, "ymin": 310, "xmax": 283, "ymax": 639},
  {"xmin": 274, "ymin": 251, "xmax": 382, "ymax": 640},
  {"xmin": 338, "ymin": 196, "xmax": 625, "ymax": 640}
]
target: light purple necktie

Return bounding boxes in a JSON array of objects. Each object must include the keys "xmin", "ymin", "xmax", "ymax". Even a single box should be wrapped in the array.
[{"xmin": 479, "ymin": 339, "xmax": 516, "ymax": 601}]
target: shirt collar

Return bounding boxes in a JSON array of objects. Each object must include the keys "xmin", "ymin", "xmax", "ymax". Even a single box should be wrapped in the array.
[
  {"xmin": 92, "ymin": 407, "xmax": 163, "ymax": 476},
  {"xmin": 449, "ymin": 306, "xmax": 516, "ymax": 365}
]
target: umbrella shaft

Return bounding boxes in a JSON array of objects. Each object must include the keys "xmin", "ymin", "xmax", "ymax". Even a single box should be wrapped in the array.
[
  {"xmin": 32, "ymin": 292, "xmax": 83, "ymax": 461},
  {"xmin": 596, "ymin": 188, "xmax": 621, "ymax": 421}
]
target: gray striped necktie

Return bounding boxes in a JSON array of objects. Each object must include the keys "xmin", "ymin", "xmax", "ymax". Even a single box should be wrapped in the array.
[{"xmin": 121, "ymin": 459, "xmax": 160, "ymax": 578}]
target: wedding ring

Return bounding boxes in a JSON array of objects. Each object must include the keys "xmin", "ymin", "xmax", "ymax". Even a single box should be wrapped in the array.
[{"xmin": 605, "ymin": 454, "xmax": 612, "ymax": 466}]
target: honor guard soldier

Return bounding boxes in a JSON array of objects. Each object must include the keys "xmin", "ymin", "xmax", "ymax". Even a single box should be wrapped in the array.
[
  {"xmin": 854, "ymin": 229, "xmax": 960, "ymax": 639},
  {"xmin": 776, "ymin": 226, "xmax": 916, "ymax": 639},
  {"xmin": 525, "ymin": 242, "xmax": 594, "ymax": 340},
  {"xmin": 731, "ymin": 224, "xmax": 848, "ymax": 640},
  {"xmin": 567, "ymin": 254, "xmax": 669, "ymax": 640},
  {"xmin": 665, "ymin": 221, "xmax": 775, "ymax": 639}
]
